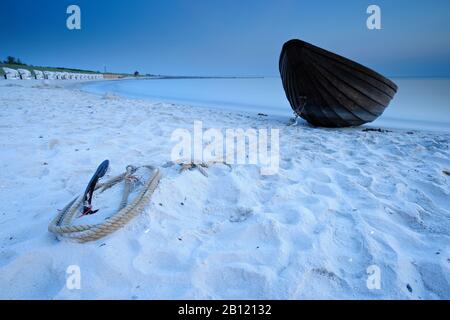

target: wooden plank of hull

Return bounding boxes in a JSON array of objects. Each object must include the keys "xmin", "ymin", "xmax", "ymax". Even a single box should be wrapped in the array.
[{"xmin": 279, "ymin": 39, "xmax": 398, "ymax": 127}]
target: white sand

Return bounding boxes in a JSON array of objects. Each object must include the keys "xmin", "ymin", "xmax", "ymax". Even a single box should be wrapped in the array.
[{"xmin": 0, "ymin": 80, "xmax": 449, "ymax": 299}]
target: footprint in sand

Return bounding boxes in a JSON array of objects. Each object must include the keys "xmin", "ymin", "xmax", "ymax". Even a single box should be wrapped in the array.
[
  {"xmin": 193, "ymin": 264, "xmax": 269, "ymax": 299},
  {"xmin": 229, "ymin": 207, "xmax": 253, "ymax": 223},
  {"xmin": 0, "ymin": 252, "xmax": 62, "ymax": 299},
  {"xmin": 0, "ymin": 249, "xmax": 17, "ymax": 267},
  {"xmin": 415, "ymin": 262, "xmax": 450, "ymax": 299}
]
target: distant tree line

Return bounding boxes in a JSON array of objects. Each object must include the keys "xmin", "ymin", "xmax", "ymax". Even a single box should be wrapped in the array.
[
  {"xmin": 2, "ymin": 56, "xmax": 152, "ymax": 76},
  {"xmin": 2, "ymin": 56, "xmax": 27, "ymax": 65}
]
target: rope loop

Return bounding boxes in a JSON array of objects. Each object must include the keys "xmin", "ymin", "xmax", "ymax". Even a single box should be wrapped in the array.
[{"xmin": 48, "ymin": 165, "xmax": 161, "ymax": 243}]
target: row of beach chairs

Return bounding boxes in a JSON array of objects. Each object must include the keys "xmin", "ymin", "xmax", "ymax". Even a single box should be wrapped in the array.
[{"xmin": 2, "ymin": 67, "xmax": 104, "ymax": 80}]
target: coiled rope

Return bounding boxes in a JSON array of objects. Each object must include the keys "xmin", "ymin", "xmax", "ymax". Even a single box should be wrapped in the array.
[{"xmin": 48, "ymin": 165, "xmax": 161, "ymax": 243}]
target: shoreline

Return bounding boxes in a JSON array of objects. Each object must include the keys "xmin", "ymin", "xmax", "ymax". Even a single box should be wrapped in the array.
[
  {"xmin": 80, "ymin": 78, "xmax": 450, "ymax": 134},
  {"xmin": 2, "ymin": 78, "xmax": 449, "ymax": 135}
]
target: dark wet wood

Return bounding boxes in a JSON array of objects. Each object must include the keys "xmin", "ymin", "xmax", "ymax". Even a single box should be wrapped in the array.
[{"xmin": 279, "ymin": 39, "xmax": 398, "ymax": 127}]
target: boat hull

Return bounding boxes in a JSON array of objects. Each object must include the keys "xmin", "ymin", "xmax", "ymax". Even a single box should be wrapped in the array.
[{"xmin": 279, "ymin": 39, "xmax": 398, "ymax": 127}]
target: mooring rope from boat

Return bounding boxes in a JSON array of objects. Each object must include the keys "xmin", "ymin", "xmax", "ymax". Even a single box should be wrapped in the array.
[{"xmin": 48, "ymin": 165, "xmax": 161, "ymax": 243}]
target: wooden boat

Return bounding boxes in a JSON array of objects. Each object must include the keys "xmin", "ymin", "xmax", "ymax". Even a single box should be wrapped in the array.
[{"xmin": 279, "ymin": 39, "xmax": 398, "ymax": 127}]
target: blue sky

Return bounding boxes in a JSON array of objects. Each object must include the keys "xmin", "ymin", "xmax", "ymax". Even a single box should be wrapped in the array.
[{"xmin": 2, "ymin": 0, "xmax": 450, "ymax": 76}]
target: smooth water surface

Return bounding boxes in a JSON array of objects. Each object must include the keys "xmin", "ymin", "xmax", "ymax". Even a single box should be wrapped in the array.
[{"xmin": 83, "ymin": 77, "xmax": 450, "ymax": 132}]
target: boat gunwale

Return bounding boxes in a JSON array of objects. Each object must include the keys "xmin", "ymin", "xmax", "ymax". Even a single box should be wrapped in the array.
[{"xmin": 280, "ymin": 39, "xmax": 398, "ymax": 93}]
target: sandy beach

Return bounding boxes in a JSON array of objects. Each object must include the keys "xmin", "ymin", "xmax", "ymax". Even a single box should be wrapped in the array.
[{"xmin": 0, "ymin": 79, "xmax": 449, "ymax": 299}]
